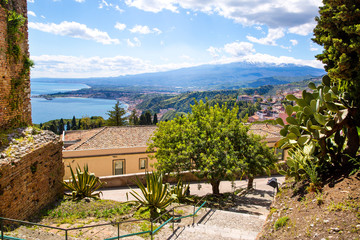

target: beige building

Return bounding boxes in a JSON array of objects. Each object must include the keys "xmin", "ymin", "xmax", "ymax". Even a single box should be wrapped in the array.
[
  {"xmin": 62, "ymin": 124, "xmax": 286, "ymax": 179},
  {"xmin": 63, "ymin": 126, "xmax": 157, "ymax": 179}
]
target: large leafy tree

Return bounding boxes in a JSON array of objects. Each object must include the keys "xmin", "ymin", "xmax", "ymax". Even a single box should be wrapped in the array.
[
  {"xmin": 106, "ymin": 101, "xmax": 127, "ymax": 126},
  {"xmin": 312, "ymin": 0, "xmax": 360, "ymax": 104},
  {"xmin": 148, "ymin": 100, "xmax": 276, "ymax": 194}
]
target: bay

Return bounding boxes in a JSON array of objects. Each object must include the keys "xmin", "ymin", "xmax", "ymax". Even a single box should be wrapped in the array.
[
  {"xmin": 31, "ymin": 81, "xmax": 91, "ymax": 96},
  {"xmin": 30, "ymin": 81, "xmax": 119, "ymax": 124}
]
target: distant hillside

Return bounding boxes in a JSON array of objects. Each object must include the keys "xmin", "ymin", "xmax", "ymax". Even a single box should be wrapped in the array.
[{"xmin": 32, "ymin": 62, "xmax": 325, "ymax": 91}]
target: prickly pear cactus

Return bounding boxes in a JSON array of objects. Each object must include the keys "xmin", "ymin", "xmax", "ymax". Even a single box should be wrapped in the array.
[{"xmin": 276, "ymin": 74, "xmax": 359, "ymax": 167}]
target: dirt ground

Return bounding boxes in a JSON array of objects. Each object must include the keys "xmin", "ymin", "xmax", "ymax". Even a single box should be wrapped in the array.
[{"xmin": 257, "ymin": 172, "xmax": 360, "ymax": 240}]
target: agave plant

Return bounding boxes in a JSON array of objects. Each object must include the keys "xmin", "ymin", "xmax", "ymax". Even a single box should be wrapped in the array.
[
  {"xmin": 170, "ymin": 178, "xmax": 190, "ymax": 203},
  {"xmin": 130, "ymin": 171, "xmax": 173, "ymax": 219},
  {"xmin": 62, "ymin": 164, "xmax": 105, "ymax": 201}
]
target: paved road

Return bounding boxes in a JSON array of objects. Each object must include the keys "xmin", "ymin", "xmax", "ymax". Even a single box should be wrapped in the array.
[{"xmin": 101, "ymin": 175, "xmax": 284, "ymax": 204}]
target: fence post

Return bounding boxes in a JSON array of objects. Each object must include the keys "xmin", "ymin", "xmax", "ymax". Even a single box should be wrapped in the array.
[
  {"xmin": 1, "ymin": 218, "xmax": 3, "ymax": 240},
  {"xmin": 193, "ymin": 204, "xmax": 195, "ymax": 225},
  {"xmin": 172, "ymin": 208, "xmax": 175, "ymax": 233},
  {"xmin": 117, "ymin": 223, "xmax": 120, "ymax": 240},
  {"xmin": 65, "ymin": 229, "xmax": 68, "ymax": 240},
  {"xmin": 150, "ymin": 220, "xmax": 153, "ymax": 240}
]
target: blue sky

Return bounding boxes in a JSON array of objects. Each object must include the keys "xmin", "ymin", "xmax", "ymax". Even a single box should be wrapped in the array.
[{"xmin": 27, "ymin": 0, "xmax": 324, "ymax": 78}]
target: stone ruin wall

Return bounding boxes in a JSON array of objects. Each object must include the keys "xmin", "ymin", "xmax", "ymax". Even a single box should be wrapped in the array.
[
  {"xmin": 0, "ymin": 0, "xmax": 32, "ymax": 130},
  {"xmin": 0, "ymin": 135, "xmax": 64, "ymax": 220},
  {"xmin": 0, "ymin": 0, "xmax": 64, "ymax": 221}
]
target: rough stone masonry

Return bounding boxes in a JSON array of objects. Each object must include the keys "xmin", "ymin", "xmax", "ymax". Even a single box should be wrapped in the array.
[{"xmin": 0, "ymin": 0, "xmax": 64, "ymax": 221}]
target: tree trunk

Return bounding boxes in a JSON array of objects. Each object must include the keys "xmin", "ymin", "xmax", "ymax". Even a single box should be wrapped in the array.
[
  {"xmin": 210, "ymin": 180, "xmax": 220, "ymax": 195},
  {"xmin": 247, "ymin": 176, "xmax": 254, "ymax": 190}
]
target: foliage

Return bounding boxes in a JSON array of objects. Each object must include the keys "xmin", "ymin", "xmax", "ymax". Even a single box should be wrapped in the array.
[
  {"xmin": 242, "ymin": 133, "xmax": 277, "ymax": 189},
  {"xmin": 43, "ymin": 200, "xmax": 135, "ymax": 224},
  {"xmin": 128, "ymin": 109, "xmax": 139, "ymax": 125},
  {"xmin": 129, "ymin": 171, "xmax": 173, "ymax": 219},
  {"xmin": 312, "ymin": 0, "xmax": 360, "ymax": 104},
  {"xmin": 276, "ymin": 75, "xmax": 359, "ymax": 175},
  {"xmin": 148, "ymin": 100, "xmax": 276, "ymax": 194},
  {"xmin": 62, "ymin": 165, "xmax": 105, "ymax": 201},
  {"xmin": 106, "ymin": 100, "xmax": 127, "ymax": 126},
  {"xmin": 170, "ymin": 179, "xmax": 190, "ymax": 203},
  {"xmin": 37, "ymin": 116, "xmax": 106, "ymax": 134},
  {"xmin": 274, "ymin": 216, "xmax": 289, "ymax": 230}
]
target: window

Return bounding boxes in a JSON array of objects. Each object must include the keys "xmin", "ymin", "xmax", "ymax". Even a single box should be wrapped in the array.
[
  {"xmin": 113, "ymin": 159, "xmax": 125, "ymax": 175},
  {"xmin": 275, "ymin": 148, "xmax": 284, "ymax": 160},
  {"xmin": 139, "ymin": 158, "xmax": 148, "ymax": 170}
]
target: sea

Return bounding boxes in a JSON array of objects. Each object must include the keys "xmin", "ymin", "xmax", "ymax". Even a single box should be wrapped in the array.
[{"xmin": 31, "ymin": 81, "xmax": 119, "ymax": 124}]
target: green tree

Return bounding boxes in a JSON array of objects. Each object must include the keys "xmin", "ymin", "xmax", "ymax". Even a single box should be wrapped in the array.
[
  {"xmin": 312, "ymin": 0, "xmax": 360, "ymax": 104},
  {"xmin": 148, "ymin": 100, "xmax": 276, "ymax": 194},
  {"xmin": 145, "ymin": 111, "xmax": 152, "ymax": 125},
  {"xmin": 106, "ymin": 101, "xmax": 127, "ymax": 126},
  {"xmin": 59, "ymin": 118, "xmax": 64, "ymax": 134},
  {"xmin": 139, "ymin": 113, "xmax": 146, "ymax": 125},
  {"xmin": 153, "ymin": 113, "xmax": 158, "ymax": 125},
  {"xmin": 66, "ymin": 121, "xmax": 71, "ymax": 131},
  {"xmin": 129, "ymin": 109, "xmax": 139, "ymax": 125},
  {"xmin": 71, "ymin": 116, "xmax": 77, "ymax": 130},
  {"xmin": 243, "ymin": 133, "xmax": 277, "ymax": 189}
]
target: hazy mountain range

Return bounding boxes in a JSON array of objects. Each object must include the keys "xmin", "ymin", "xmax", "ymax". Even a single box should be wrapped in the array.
[{"xmin": 32, "ymin": 62, "xmax": 325, "ymax": 91}]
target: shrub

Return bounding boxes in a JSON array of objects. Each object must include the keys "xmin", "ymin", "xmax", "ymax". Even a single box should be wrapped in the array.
[
  {"xmin": 130, "ymin": 171, "xmax": 173, "ymax": 220},
  {"xmin": 62, "ymin": 164, "xmax": 104, "ymax": 201}
]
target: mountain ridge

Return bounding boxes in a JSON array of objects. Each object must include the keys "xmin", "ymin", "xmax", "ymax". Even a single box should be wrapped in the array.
[{"xmin": 32, "ymin": 62, "xmax": 325, "ymax": 91}]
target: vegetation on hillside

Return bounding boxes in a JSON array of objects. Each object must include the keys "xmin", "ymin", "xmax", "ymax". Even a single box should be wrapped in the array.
[
  {"xmin": 148, "ymin": 100, "xmax": 277, "ymax": 194},
  {"xmin": 259, "ymin": 1, "xmax": 360, "ymax": 238}
]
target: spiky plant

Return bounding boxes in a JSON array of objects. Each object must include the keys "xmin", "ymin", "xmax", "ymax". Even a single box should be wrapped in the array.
[
  {"xmin": 62, "ymin": 164, "xmax": 104, "ymax": 201},
  {"xmin": 130, "ymin": 171, "xmax": 173, "ymax": 220},
  {"xmin": 170, "ymin": 178, "xmax": 190, "ymax": 203}
]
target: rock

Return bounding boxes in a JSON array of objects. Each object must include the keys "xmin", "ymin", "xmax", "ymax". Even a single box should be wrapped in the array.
[
  {"xmin": 323, "ymin": 219, "xmax": 329, "ymax": 223},
  {"xmin": 331, "ymin": 227, "xmax": 340, "ymax": 232}
]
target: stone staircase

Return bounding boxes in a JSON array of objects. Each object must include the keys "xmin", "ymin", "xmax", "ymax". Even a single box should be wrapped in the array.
[{"xmin": 167, "ymin": 209, "xmax": 267, "ymax": 240}]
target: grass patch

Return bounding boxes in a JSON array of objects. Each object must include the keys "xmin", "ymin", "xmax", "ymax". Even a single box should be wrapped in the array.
[
  {"xmin": 328, "ymin": 199, "xmax": 360, "ymax": 213},
  {"xmin": 41, "ymin": 199, "xmax": 136, "ymax": 224},
  {"xmin": 274, "ymin": 216, "xmax": 289, "ymax": 231}
]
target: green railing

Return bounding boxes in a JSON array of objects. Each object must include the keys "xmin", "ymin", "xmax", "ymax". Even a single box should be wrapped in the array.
[{"xmin": 0, "ymin": 198, "xmax": 207, "ymax": 240}]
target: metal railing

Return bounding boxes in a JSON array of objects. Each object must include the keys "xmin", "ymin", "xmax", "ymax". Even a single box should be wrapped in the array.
[{"xmin": 0, "ymin": 197, "xmax": 207, "ymax": 240}]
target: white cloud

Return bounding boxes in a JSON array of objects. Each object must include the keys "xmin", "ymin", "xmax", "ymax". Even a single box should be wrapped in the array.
[
  {"xmin": 288, "ymin": 22, "xmax": 316, "ymax": 36},
  {"xmin": 210, "ymin": 53, "xmax": 323, "ymax": 69},
  {"xmin": 125, "ymin": 0, "xmax": 178, "ymax": 13},
  {"xmin": 208, "ymin": 41, "xmax": 255, "ymax": 58},
  {"xmin": 99, "ymin": 0, "xmax": 124, "ymax": 12},
  {"xmin": 27, "ymin": 0, "xmax": 35, "ymax": 3},
  {"xmin": 115, "ymin": 22, "xmax": 126, "ymax": 31},
  {"xmin": 223, "ymin": 42, "xmax": 255, "ymax": 57},
  {"xmin": 28, "ymin": 21, "xmax": 120, "ymax": 45},
  {"xmin": 180, "ymin": 55, "xmax": 193, "ymax": 61},
  {"xmin": 126, "ymin": 37, "xmax": 141, "ymax": 47},
  {"xmin": 30, "ymin": 53, "xmax": 323, "ymax": 79},
  {"xmin": 247, "ymin": 28, "xmax": 285, "ymax": 46},
  {"xmin": 290, "ymin": 39, "xmax": 298, "ymax": 46},
  {"xmin": 75, "ymin": 0, "xmax": 85, "ymax": 2},
  {"xmin": 310, "ymin": 47, "xmax": 319, "ymax": 51},
  {"xmin": 28, "ymin": 11, "xmax": 36, "ymax": 17},
  {"xmin": 129, "ymin": 25, "xmax": 162, "ymax": 34},
  {"xmin": 125, "ymin": 0, "xmax": 321, "ymax": 32},
  {"xmin": 207, "ymin": 46, "xmax": 221, "ymax": 58},
  {"xmin": 30, "ymin": 54, "xmax": 197, "ymax": 78}
]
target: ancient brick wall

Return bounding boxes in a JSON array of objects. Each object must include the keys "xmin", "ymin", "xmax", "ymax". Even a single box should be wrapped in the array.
[
  {"xmin": 0, "ymin": 133, "xmax": 64, "ymax": 220},
  {"xmin": 0, "ymin": 0, "xmax": 32, "ymax": 130}
]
